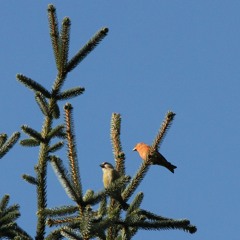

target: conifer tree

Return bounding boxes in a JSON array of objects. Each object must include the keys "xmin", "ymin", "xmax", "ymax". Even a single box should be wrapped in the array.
[{"xmin": 0, "ymin": 4, "xmax": 197, "ymax": 239}]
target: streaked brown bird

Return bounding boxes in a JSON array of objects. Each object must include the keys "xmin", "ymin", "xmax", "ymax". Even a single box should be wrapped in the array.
[
  {"xmin": 100, "ymin": 162, "xmax": 128, "ymax": 209},
  {"xmin": 133, "ymin": 142, "xmax": 177, "ymax": 173}
]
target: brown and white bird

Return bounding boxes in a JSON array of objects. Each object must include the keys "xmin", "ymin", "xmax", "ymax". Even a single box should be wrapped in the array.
[
  {"xmin": 100, "ymin": 162, "xmax": 128, "ymax": 209},
  {"xmin": 100, "ymin": 162, "xmax": 121, "ymax": 188},
  {"xmin": 133, "ymin": 142, "xmax": 177, "ymax": 173}
]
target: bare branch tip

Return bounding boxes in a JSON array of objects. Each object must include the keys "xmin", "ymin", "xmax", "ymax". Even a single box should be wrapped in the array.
[
  {"xmin": 63, "ymin": 17, "xmax": 71, "ymax": 26},
  {"xmin": 167, "ymin": 111, "xmax": 176, "ymax": 120},
  {"xmin": 64, "ymin": 103, "xmax": 73, "ymax": 111},
  {"xmin": 47, "ymin": 4, "xmax": 56, "ymax": 12},
  {"xmin": 189, "ymin": 225, "xmax": 197, "ymax": 234},
  {"xmin": 102, "ymin": 27, "xmax": 109, "ymax": 34}
]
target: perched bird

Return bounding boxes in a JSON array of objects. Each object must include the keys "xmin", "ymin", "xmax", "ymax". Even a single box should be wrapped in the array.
[
  {"xmin": 133, "ymin": 142, "xmax": 177, "ymax": 173},
  {"xmin": 100, "ymin": 162, "xmax": 128, "ymax": 209},
  {"xmin": 100, "ymin": 162, "xmax": 121, "ymax": 188}
]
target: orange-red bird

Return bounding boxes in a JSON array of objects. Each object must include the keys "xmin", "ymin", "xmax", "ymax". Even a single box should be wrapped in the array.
[{"xmin": 133, "ymin": 142, "xmax": 177, "ymax": 173}]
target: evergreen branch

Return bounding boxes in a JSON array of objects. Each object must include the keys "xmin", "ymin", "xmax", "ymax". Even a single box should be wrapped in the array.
[
  {"xmin": 21, "ymin": 125, "xmax": 45, "ymax": 143},
  {"xmin": 35, "ymin": 153, "xmax": 48, "ymax": 240},
  {"xmin": 119, "ymin": 212, "xmax": 141, "ymax": 239},
  {"xmin": 0, "ymin": 195, "xmax": 32, "ymax": 239},
  {"xmin": 41, "ymin": 205, "xmax": 78, "ymax": 217},
  {"xmin": 66, "ymin": 27, "xmax": 109, "ymax": 73},
  {"xmin": 98, "ymin": 197, "xmax": 107, "ymax": 216},
  {"xmin": 91, "ymin": 217, "xmax": 116, "ymax": 239},
  {"xmin": 57, "ymin": 87, "xmax": 85, "ymax": 100},
  {"xmin": 124, "ymin": 219, "xmax": 196, "ymax": 233},
  {"xmin": 47, "ymin": 216, "xmax": 79, "ymax": 227},
  {"xmin": 79, "ymin": 209, "xmax": 93, "ymax": 239},
  {"xmin": 59, "ymin": 17, "xmax": 71, "ymax": 74},
  {"xmin": 105, "ymin": 176, "xmax": 130, "ymax": 210},
  {"xmin": 48, "ymin": 141, "xmax": 64, "ymax": 153},
  {"xmin": 0, "ymin": 223, "xmax": 16, "ymax": 236},
  {"xmin": 47, "ymin": 4, "xmax": 60, "ymax": 69},
  {"xmin": 0, "ymin": 132, "xmax": 20, "ymax": 159},
  {"xmin": 110, "ymin": 113, "xmax": 125, "ymax": 175},
  {"xmin": 20, "ymin": 138, "xmax": 40, "ymax": 147},
  {"xmin": 83, "ymin": 190, "xmax": 106, "ymax": 206},
  {"xmin": 106, "ymin": 211, "xmax": 121, "ymax": 240},
  {"xmin": 125, "ymin": 226, "xmax": 138, "ymax": 239},
  {"xmin": 51, "ymin": 75, "xmax": 67, "ymax": 95},
  {"xmin": 0, "ymin": 195, "xmax": 10, "ymax": 211},
  {"xmin": 0, "ymin": 207, "xmax": 20, "ymax": 226},
  {"xmin": 127, "ymin": 192, "xmax": 144, "ymax": 214},
  {"xmin": 0, "ymin": 133, "xmax": 7, "ymax": 148},
  {"xmin": 136, "ymin": 209, "xmax": 170, "ymax": 222},
  {"xmin": 124, "ymin": 209, "xmax": 145, "ymax": 227},
  {"xmin": 45, "ymin": 223, "xmax": 80, "ymax": 240},
  {"xmin": 2, "ymin": 204, "xmax": 20, "ymax": 214},
  {"xmin": 50, "ymin": 18, "xmax": 71, "ymax": 93},
  {"xmin": 0, "ymin": 204, "xmax": 20, "ymax": 220},
  {"xmin": 47, "ymin": 124, "xmax": 65, "ymax": 140},
  {"xmin": 16, "ymin": 74, "xmax": 51, "ymax": 98},
  {"xmin": 105, "ymin": 176, "xmax": 131, "ymax": 197},
  {"xmin": 0, "ymin": 223, "xmax": 32, "ymax": 240},
  {"xmin": 121, "ymin": 228, "xmax": 131, "ymax": 240},
  {"xmin": 185, "ymin": 224, "xmax": 197, "ymax": 234},
  {"xmin": 22, "ymin": 174, "xmax": 38, "ymax": 185},
  {"xmin": 45, "ymin": 229, "xmax": 63, "ymax": 240},
  {"xmin": 35, "ymin": 92, "xmax": 50, "ymax": 117},
  {"xmin": 49, "ymin": 155, "xmax": 79, "ymax": 201},
  {"xmin": 52, "ymin": 102, "xmax": 60, "ymax": 119},
  {"xmin": 151, "ymin": 111, "xmax": 176, "ymax": 151},
  {"xmin": 64, "ymin": 103, "xmax": 83, "ymax": 200},
  {"xmin": 10, "ymin": 224, "xmax": 33, "ymax": 240},
  {"xmin": 122, "ymin": 162, "xmax": 150, "ymax": 202},
  {"xmin": 61, "ymin": 227, "xmax": 83, "ymax": 240},
  {"xmin": 35, "ymin": 110, "xmax": 54, "ymax": 240},
  {"xmin": 83, "ymin": 190, "xmax": 94, "ymax": 202}
]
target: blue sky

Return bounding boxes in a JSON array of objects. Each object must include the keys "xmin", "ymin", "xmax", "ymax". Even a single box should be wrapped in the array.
[{"xmin": 0, "ymin": 1, "xmax": 240, "ymax": 239}]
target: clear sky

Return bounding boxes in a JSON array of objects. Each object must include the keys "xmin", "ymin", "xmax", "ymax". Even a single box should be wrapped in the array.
[{"xmin": 0, "ymin": 1, "xmax": 240, "ymax": 239}]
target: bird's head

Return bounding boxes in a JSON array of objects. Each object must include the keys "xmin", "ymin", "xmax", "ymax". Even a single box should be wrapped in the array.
[
  {"xmin": 100, "ymin": 162, "xmax": 114, "ymax": 170},
  {"xmin": 133, "ymin": 142, "xmax": 147, "ymax": 152}
]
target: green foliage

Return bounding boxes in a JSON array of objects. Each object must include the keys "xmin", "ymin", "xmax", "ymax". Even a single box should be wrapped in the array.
[
  {"xmin": 0, "ymin": 4, "xmax": 197, "ymax": 240},
  {"xmin": 56, "ymin": 87, "xmax": 85, "ymax": 100},
  {"xmin": 0, "ymin": 132, "xmax": 20, "ymax": 159},
  {"xmin": 35, "ymin": 92, "xmax": 50, "ymax": 117},
  {"xmin": 22, "ymin": 174, "xmax": 38, "ymax": 185},
  {"xmin": 47, "ymin": 124, "xmax": 65, "ymax": 139},
  {"xmin": 0, "ymin": 195, "xmax": 32, "ymax": 239},
  {"xmin": 16, "ymin": 74, "xmax": 51, "ymax": 98},
  {"xmin": 20, "ymin": 138, "xmax": 40, "ymax": 147},
  {"xmin": 21, "ymin": 125, "xmax": 44, "ymax": 143},
  {"xmin": 110, "ymin": 113, "xmax": 125, "ymax": 176}
]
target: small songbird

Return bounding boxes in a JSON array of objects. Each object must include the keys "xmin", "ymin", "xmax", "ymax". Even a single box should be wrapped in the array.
[
  {"xmin": 100, "ymin": 162, "xmax": 128, "ymax": 209},
  {"xmin": 133, "ymin": 142, "xmax": 177, "ymax": 173},
  {"xmin": 100, "ymin": 162, "xmax": 121, "ymax": 188}
]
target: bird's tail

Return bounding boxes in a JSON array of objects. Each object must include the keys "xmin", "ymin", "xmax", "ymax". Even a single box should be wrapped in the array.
[{"xmin": 166, "ymin": 162, "xmax": 177, "ymax": 173}]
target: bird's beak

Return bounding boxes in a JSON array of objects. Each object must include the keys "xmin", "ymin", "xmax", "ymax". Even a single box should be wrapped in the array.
[
  {"xmin": 133, "ymin": 147, "xmax": 136, "ymax": 151},
  {"xmin": 99, "ymin": 164, "xmax": 104, "ymax": 168}
]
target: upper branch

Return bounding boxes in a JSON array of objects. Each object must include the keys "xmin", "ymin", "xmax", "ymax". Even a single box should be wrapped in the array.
[
  {"xmin": 110, "ymin": 113, "xmax": 125, "ymax": 175},
  {"xmin": 66, "ymin": 27, "xmax": 109, "ymax": 73},
  {"xmin": 64, "ymin": 103, "xmax": 83, "ymax": 202},
  {"xmin": 151, "ymin": 111, "xmax": 175, "ymax": 151}
]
